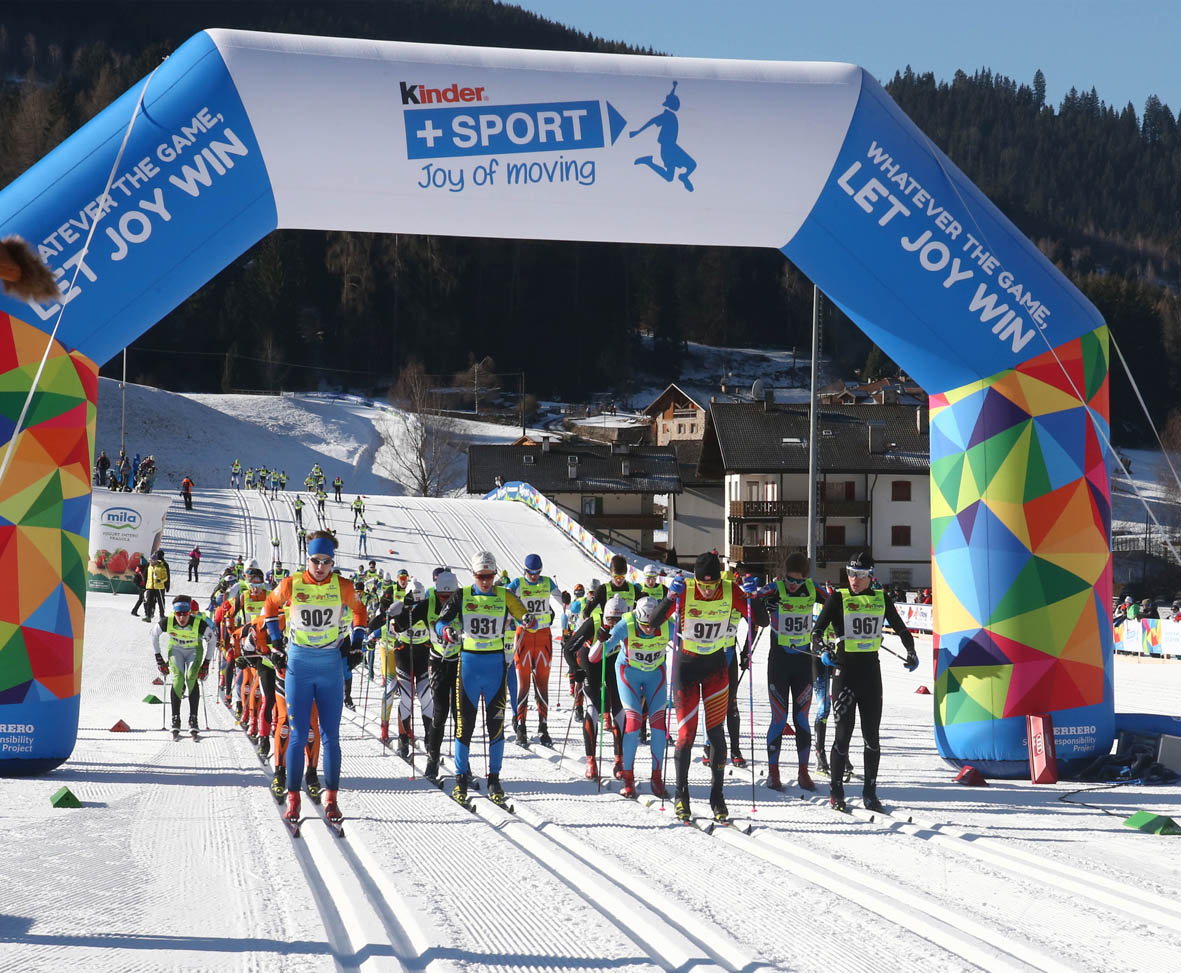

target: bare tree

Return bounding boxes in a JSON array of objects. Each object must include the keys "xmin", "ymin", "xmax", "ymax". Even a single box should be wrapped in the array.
[{"xmin": 378, "ymin": 359, "xmax": 467, "ymax": 496}]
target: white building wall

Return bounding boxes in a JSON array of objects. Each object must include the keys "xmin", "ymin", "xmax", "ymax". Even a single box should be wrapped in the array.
[
  {"xmin": 669, "ymin": 486, "xmax": 724, "ymax": 565},
  {"xmin": 871, "ymin": 473, "xmax": 931, "ymax": 587}
]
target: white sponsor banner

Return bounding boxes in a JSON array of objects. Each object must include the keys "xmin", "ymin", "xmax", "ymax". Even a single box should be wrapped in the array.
[
  {"xmin": 211, "ymin": 29, "xmax": 861, "ymax": 249},
  {"xmin": 88, "ymin": 493, "xmax": 173, "ymax": 592},
  {"xmin": 892, "ymin": 601, "xmax": 933, "ymax": 633}
]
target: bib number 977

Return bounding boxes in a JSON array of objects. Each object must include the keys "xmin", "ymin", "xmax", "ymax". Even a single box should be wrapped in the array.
[{"xmin": 690, "ymin": 621, "xmax": 722, "ymax": 641}]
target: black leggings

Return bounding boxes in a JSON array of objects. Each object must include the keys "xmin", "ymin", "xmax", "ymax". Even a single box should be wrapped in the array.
[
  {"xmin": 579, "ymin": 646, "xmax": 622, "ymax": 758},
  {"xmin": 829, "ymin": 655, "xmax": 882, "ymax": 792},
  {"xmin": 427, "ymin": 656, "xmax": 459, "ymax": 760}
]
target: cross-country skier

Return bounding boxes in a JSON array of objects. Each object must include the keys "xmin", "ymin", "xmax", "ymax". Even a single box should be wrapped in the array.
[
  {"xmin": 264, "ymin": 531, "xmax": 368, "ymax": 826},
  {"xmin": 507, "ymin": 554, "xmax": 565, "ymax": 747},
  {"xmin": 563, "ymin": 595, "xmax": 628, "ymax": 781},
  {"xmin": 591, "ymin": 596, "xmax": 671, "ymax": 798},
  {"xmin": 810, "ymin": 551, "xmax": 917, "ymax": 812},
  {"xmin": 434, "ymin": 551, "xmax": 535, "ymax": 807},
  {"xmin": 758, "ymin": 553, "xmax": 829, "ymax": 790},
  {"xmin": 653, "ymin": 551, "xmax": 769, "ymax": 823},
  {"xmin": 152, "ymin": 595, "xmax": 214, "ymax": 736}
]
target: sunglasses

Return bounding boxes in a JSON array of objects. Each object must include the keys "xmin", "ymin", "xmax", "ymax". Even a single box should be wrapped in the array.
[
  {"xmin": 784, "ymin": 576, "xmax": 804, "ymax": 586},
  {"xmin": 474, "ymin": 572, "xmax": 496, "ymax": 581},
  {"xmin": 847, "ymin": 568, "xmax": 872, "ymax": 579},
  {"xmin": 309, "ymin": 556, "xmax": 334, "ymax": 566}
]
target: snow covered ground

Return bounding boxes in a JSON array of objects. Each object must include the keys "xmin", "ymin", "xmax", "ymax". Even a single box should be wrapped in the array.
[
  {"xmin": 4, "ymin": 385, "xmax": 1180, "ymax": 971},
  {"xmin": 1111, "ymin": 446, "xmax": 1181, "ymax": 539}
]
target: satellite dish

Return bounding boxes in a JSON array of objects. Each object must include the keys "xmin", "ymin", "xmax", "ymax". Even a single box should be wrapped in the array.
[{"xmin": 752, "ymin": 379, "xmax": 766, "ymax": 401}]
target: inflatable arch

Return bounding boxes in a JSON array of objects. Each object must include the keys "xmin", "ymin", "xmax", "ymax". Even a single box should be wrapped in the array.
[{"xmin": 0, "ymin": 30, "xmax": 1112, "ymax": 776}]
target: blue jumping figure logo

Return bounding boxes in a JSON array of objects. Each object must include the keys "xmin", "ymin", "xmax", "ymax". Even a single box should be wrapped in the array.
[{"xmin": 629, "ymin": 81, "xmax": 697, "ymax": 192}]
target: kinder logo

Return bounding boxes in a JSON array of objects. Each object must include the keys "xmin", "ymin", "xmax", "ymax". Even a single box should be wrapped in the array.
[
  {"xmin": 102, "ymin": 507, "xmax": 141, "ymax": 530},
  {"xmin": 400, "ymin": 82, "xmax": 487, "ymax": 106}
]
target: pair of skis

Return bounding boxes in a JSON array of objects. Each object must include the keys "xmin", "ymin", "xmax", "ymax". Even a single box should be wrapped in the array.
[{"xmin": 170, "ymin": 728, "xmax": 200, "ymax": 741}]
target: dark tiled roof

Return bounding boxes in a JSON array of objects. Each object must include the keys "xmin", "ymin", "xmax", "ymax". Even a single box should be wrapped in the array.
[
  {"xmin": 668, "ymin": 438, "xmax": 720, "ymax": 487},
  {"xmin": 703, "ymin": 403, "xmax": 929, "ymax": 474},
  {"xmin": 468, "ymin": 441, "xmax": 683, "ymax": 495}
]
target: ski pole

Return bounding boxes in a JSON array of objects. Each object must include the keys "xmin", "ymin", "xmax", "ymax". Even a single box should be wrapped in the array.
[
  {"xmin": 597, "ymin": 639, "xmax": 607, "ymax": 793},
  {"xmin": 200, "ymin": 665, "xmax": 209, "ymax": 732},
  {"xmin": 659, "ymin": 606, "xmax": 679, "ymax": 811},
  {"xmin": 480, "ymin": 694, "xmax": 489, "ymax": 781},
  {"xmin": 747, "ymin": 616, "xmax": 756, "ymax": 814},
  {"xmin": 556, "ymin": 687, "xmax": 578, "ymax": 771},
  {"xmin": 161, "ymin": 661, "xmax": 167, "ymax": 731},
  {"xmin": 555, "ymin": 641, "xmax": 563, "ymax": 710},
  {"xmin": 407, "ymin": 642, "xmax": 416, "ymax": 781},
  {"xmin": 361, "ymin": 644, "xmax": 371, "ymax": 742}
]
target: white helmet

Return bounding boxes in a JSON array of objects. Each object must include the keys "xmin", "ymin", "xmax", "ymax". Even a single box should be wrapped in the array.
[
  {"xmin": 635, "ymin": 596, "xmax": 659, "ymax": 627},
  {"xmin": 470, "ymin": 550, "xmax": 498, "ymax": 575},
  {"xmin": 410, "ymin": 580, "xmax": 426, "ymax": 602},
  {"xmin": 247, "ymin": 558, "xmax": 261, "ymax": 572},
  {"xmin": 604, "ymin": 595, "xmax": 628, "ymax": 626},
  {"xmin": 434, "ymin": 571, "xmax": 459, "ymax": 596},
  {"xmin": 643, "ymin": 564, "xmax": 658, "ymax": 582}
]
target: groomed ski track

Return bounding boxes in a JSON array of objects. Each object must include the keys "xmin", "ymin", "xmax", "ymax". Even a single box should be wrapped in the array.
[{"xmin": 3, "ymin": 486, "xmax": 1180, "ymax": 972}]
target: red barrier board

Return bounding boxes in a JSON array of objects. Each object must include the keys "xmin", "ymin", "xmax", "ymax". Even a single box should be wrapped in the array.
[{"xmin": 1027, "ymin": 714, "xmax": 1058, "ymax": 784}]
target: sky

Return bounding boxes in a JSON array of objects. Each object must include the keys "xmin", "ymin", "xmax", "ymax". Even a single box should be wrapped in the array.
[{"xmin": 509, "ymin": 0, "xmax": 1177, "ymax": 115}]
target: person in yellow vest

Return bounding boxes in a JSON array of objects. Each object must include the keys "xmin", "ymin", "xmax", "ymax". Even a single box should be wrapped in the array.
[
  {"xmin": 507, "ymin": 554, "xmax": 565, "ymax": 747},
  {"xmin": 654, "ymin": 551, "xmax": 769, "ymax": 824},
  {"xmin": 758, "ymin": 552, "xmax": 829, "ymax": 791},
  {"xmin": 263, "ymin": 531, "xmax": 369, "ymax": 827},
  {"xmin": 151, "ymin": 595, "xmax": 214, "ymax": 737},
  {"xmin": 434, "ymin": 550, "xmax": 535, "ymax": 808},
  {"xmin": 810, "ymin": 551, "xmax": 918, "ymax": 812},
  {"xmin": 230, "ymin": 562, "xmax": 270, "ymax": 728}
]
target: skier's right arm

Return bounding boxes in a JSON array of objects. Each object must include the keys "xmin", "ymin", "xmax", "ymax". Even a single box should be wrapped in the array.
[
  {"xmin": 434, "ymin": 592, "xmax": 461, "ymax": 637},
  {"xmin": 262, "ymin": 576, "xmax": 293, "ymax": 643}
]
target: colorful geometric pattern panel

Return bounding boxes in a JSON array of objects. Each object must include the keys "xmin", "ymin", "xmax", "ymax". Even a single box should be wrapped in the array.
[
  {"xmin": 0, "ymin": 312, "xmax": 95, "ymax": 774},
  {"xmin": 930, "ymin": 325, "xmax": 1114, "ymax": 775}
]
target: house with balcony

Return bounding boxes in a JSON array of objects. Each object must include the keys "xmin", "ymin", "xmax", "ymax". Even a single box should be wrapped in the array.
[
  {"xmin": 467, "ymin": 438, "xmax": 682, "ymax": 558},
  {"xmin": 698, "ymin": 402, "xmax": 932, "ymax": 587},
  {"xmin": 642, "ymin": 383, "xmax": 708, "ymax": 446}
]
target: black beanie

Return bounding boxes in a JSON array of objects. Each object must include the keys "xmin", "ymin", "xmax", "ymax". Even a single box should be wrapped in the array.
[{"xmin": 694, "ymin": 551, "xmax": 721, "ymax": 582}]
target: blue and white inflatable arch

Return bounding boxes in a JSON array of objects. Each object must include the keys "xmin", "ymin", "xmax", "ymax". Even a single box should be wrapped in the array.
[{"xmin": 0, "ymin": 30, "xmax": 1112, "ymax": 776}]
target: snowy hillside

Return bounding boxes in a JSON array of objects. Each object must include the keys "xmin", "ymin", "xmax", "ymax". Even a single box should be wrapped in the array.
[{"xmin": 3, "ymin": 385, "xmax": 1180, "ymax": 972}]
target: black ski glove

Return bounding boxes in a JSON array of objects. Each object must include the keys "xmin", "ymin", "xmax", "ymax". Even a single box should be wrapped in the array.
[{"xmin": 154, "ymin": 653, "xmax": 169, "ymax": 675}]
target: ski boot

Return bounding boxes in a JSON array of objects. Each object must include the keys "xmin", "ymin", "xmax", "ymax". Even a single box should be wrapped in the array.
[
  {"xmin": 650, "ymin": 767, "xmax": 670, "ymax": 799},
  {"xmin": 537, "ymin": 720, "xmax": 552, "ymax": 747},
  {"xmin": 283, "ymin": 791, "xmax": 301, "ymax": 823},
  {"xmin": 424, "ymin": 756, "xmax": 440, "ymax": 782},
  {"xmin": 613, "ymin": 755, "xmax": 624, "ymax": 780},
  {"xmin": 674, "ymin": 788, "xmax": 692, "ymax": 823},
  {"xmin": 574, "ymin": 701, "xmax": 584, "ymax": 723},
  {"xmin": 234, "ymin": 701, "xmax": 243, "ymax": 723},
  {"xmin": 766, "ymin": 763, "xmax": 783, "ymax": 791},
  {"xmin": 271, "ymin": 766, "xmax": 286, "ymax": 801},
  {"xmin": 487, "ymin": 773, "xmax": 509, "ymax": 808},
  {"xmin": 515, "ymin": 722, "xmax": 529, "ymax": 747},
  {"xmin": 397, "ymin": 734, "xmax": 410, "ymax": 759},
  {"xmin": 324, "ymin": 790, "xmax": 343, "ymax": 825},
  {"xmin": 701, "ymin": 744, "xmax": 712, "ymax": 767},
  {"xmin": 797, "ymin": 763, "xmax": 815, "ymax": 792},
  {"xmin": 306, "ymin": 767, "xmax": 322, "ymax": 803},
  {"xmin": 862, "ymin": 780, "xmax": 883, "ymax": 813},
  {"xmin": 710, "ymin": 793, "xmax": 729, "ymax": 825},
  {"xmin": 815, "ymin": 747, "xmax": 830, "ymax": 776},
  {"xmin": 829, "ymin": 781, "xmax": 848, "ymax": 813},
  {"xmin": 620, "ymin": 769, "xmax": 637, "ymax": 799},
  {"xmin": 584, "ymin": 754, "xmax": 599, "ymax": 780},
  {"xmin": 343, "ymin": 692, "xmax": 355, "ymax": 711},
  {"xmin": 730, "ymin": 749, "xmax": 747, "ymax": 768},
  {"xmin": 380, "ymin": 722, "xmax": 390, "ymax": 745},
  {"xmin": 451, "ymin": 776, "xmax": 468, "ymax": 806},
  {"xmin": 188, "ymin": 714, "xmax": 199, "ymax": 731},
  {"xmin": 258, "ymin": 734, "xmax": 270, "ymax": 759},
  {"xmin": 170, "ymin": 715, "xmax": 181, "ymax": 738}
]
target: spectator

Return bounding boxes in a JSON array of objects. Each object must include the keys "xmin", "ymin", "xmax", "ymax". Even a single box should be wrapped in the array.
[
  {"xmin": 117, "ymin": 451, "xmax": 131, "ymax": 485},
  {"xmin": 132, "ymin": 453, "xmax": 141, "ymax": 482},
  {"xmin": 95, "ymin": 450, "xmax": 110, "ymax": 486},
  {"xmin": 144, "ymin": 550, "xmax": 170, "ymax": 623},
  {"xmin": 130, "ymin": 554, "xmax": 149, "ymax": 616},
  {"xmin": 181, "ymin": 475, "xmax": 194, "ymax": 511},
  {"xmin": 188, "ymin": 546, "xmax": 201, "ymax": 582}
]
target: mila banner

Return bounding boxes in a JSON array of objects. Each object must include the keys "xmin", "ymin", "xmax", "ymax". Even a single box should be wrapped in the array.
[{"xmin": 87, "ymin": 493, "xmax": 173, "ymax": 593}]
